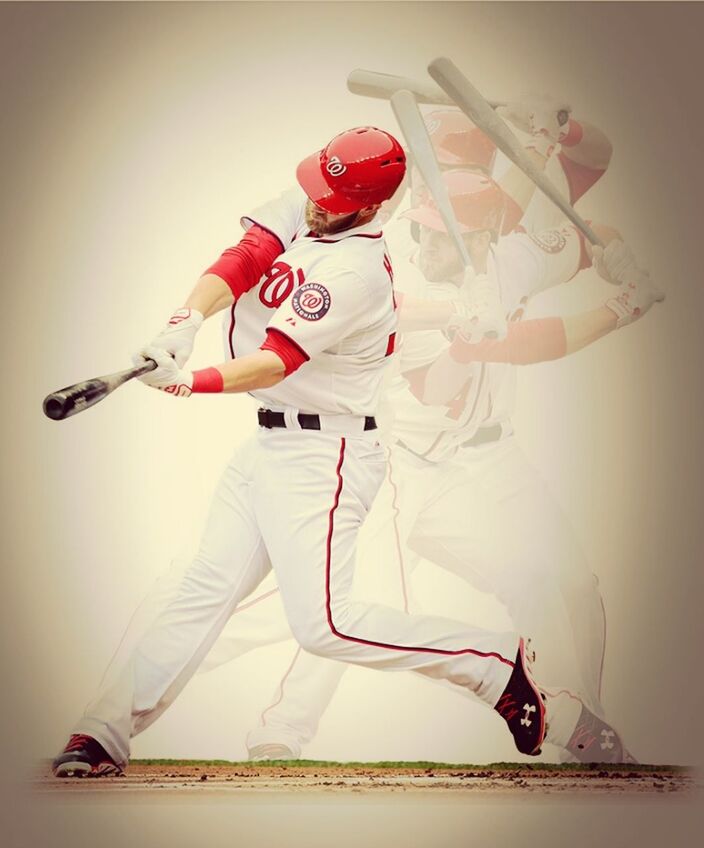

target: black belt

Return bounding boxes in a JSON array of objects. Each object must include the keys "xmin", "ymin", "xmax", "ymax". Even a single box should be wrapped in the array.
[
  {"xmin": 258, "ymin": 408, "xmax": 376, "ymax": 431},
  {"xmin": 396, "ymin": 423, "xmax": 506, "ymax": 462},
  {"xmin": 460, "ymin": 423, "xmax": 504, "ymax": 449}
]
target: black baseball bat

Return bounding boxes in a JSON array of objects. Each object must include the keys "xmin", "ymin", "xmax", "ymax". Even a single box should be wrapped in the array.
[{"xmin": 43, "ymin": 359, "xmax": 157, "ymax": 421}]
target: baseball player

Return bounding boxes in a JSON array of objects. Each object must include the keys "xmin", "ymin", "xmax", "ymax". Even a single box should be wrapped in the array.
[
  {"xmin": 381, "ymin": 99, "xmax": 613, "ymax": 341},
  {"xmin": 393, "ymin": 99, "xmax": 612, "ymax": 235},
  {"xmin": 53, "ymin": 127, "xmax": 571, "ymax": 777},
  {"xmin": 236, "ymin": 170, "xmax": 660, "ymax": 763}
]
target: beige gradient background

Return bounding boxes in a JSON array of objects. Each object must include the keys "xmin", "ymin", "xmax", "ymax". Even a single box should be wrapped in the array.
[{"xmin": 2, "ymin": 2, "xmax": 703, "ymax": 846}]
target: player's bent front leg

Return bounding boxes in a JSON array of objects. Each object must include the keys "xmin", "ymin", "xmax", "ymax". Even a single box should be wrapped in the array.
[
  {"xmin": 54, "ymin": 441, "xmax": 271, "ymax": 776},
  {"xmin": 254, "ymin": 430, "xmax": 544, "ymax": 756}
]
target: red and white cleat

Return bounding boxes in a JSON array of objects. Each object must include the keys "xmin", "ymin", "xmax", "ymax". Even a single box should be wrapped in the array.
[{"xmin": 52, "ymin": 734, "xmax": 123, "ymax": 777}]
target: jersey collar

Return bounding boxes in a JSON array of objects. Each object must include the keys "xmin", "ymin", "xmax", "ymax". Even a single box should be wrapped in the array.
[{"xmin": 307, "ymin": 215, "xmax": 383, "ymax": 243}]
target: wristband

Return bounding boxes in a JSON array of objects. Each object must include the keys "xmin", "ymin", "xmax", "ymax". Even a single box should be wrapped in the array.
[
  {"xmin": 192, "ymin": 367, "xmax": 224, "ymax": 393},
  {"xmin": 559, "ymin": 119, "xmax": 584, "ymax": 147}
]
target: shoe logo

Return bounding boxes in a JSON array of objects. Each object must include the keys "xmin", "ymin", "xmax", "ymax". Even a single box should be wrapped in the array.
[
  {"xmin": 570, "ymin": 723, "xmax": 596, "ymax": 751},
  {"xmin": 521, "ymin": 703, "xmax": 536, "ymax": 727},
  {"xmin": 600, "ymin": 729, "xmax": 616, "ymax": 750},
  {"xmin": 495, "ymin": 693, "xmax": 520, "ymax": 721}
]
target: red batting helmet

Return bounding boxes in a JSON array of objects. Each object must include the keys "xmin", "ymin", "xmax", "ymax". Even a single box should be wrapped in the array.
[
  {"xmin": 403, "ymin": 169, "xmax": 506, "ymax": 236},
  {"xmin": 296, "ymin": 127, "xmax": 406, "ymax": 215},
  {"xmin": 425, "ymin": 109, "xmax": 496, "ymax": 172}
]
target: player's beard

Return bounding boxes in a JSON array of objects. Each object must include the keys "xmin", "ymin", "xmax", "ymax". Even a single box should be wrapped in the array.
[
  {"xmin": 305, "ymin": 202, "xmax": 360, "ymax": 235},
  {"xmin": 418, "ymin": 229, "xmax": 462, "ymax": 283},
  {"xmin": 418, "ymin": 250, "xmax": 461, "ymax": 282}
]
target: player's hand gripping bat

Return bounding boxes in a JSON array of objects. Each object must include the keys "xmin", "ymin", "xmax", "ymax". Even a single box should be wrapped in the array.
[
  {"xmin": 43, "ymin": 359, "xmax": 157, "ymax": 421},
  {"xmin": 427, "ymin": 57, "xmax": 604, "ymax": 247},
  {"xmin": 348, "ymin": 68, "xmax": 506, "ymax": 109},
  {"xmin": 390, "ymin": 88, "xmax": 471, "ymax": 268}
]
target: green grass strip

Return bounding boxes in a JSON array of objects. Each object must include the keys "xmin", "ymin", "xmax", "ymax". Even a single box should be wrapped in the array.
[{"xmin": 131, "ymin": 759, "xmax": 688, "ymax": 773}]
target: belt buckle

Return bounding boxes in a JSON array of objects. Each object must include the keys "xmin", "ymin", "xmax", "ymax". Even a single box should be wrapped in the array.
[{"xmin": 258, "ymin": 407, "xmax": 273, "ymax": 429}]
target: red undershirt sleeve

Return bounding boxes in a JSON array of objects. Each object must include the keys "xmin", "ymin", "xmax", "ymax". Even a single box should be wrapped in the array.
[
  {"xmin": 203, "ymin": 224, "xmax": 283, "ymax": 299},
  {"xmin": 572, "ymin": 225, "xmax": 592, "ymax": 279},
  {"xmin": 260, "ymin": 327, "xmax": 310, "ymax": 376},
  {"xmin": 556, "ymin": 150, "xmax": 606, "ymax": 205},
  {"xmin": 501, "ymin": 194, "xmax": 524, "ymax": 235},
  {"xmin": 449, "ymin": 318, "xmax": 568, "ymax": 364}
]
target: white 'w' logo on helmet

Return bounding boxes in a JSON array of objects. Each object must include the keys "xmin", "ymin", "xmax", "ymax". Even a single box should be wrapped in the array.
[{"xmin": 326, "ymin": 155, "xmax": 346, "ymax": 177}]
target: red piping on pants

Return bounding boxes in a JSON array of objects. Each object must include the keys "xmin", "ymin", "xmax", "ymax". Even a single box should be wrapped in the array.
[
  {"xmin": 259, "ymin": 645, "xmax": 303, "ymax": 728},
  {"xmin": 387, "ymin": 450, "xmax": 409, "ymax": 614},
  {"xmin": 324, "ymin": 438, "xmax": 514, "ymax": 668}
]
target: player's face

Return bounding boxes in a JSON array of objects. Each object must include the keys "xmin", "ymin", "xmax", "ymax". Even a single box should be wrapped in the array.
[
  {"xmin": 418, "ymin": 226, "xmax": 491, "ymax": 282},
  {"xmin": 305, "ymin": 200, "xmax": 360, "ymax": 235},
  {"xmin": 417, "ymin": 226, "xmax": 466, "ymax": 282}
]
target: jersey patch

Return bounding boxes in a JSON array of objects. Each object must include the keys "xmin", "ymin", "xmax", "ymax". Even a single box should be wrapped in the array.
[
  {"xmin": 291, "ymin": 282, "xmax": 331, "ymax": 321},
  {"xmin": 529, "ymin": 230, "xmax": 566, "ymax": 254}
]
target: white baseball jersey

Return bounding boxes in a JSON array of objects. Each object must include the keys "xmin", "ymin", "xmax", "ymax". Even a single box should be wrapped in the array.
[
  {"xmin": 222, "ymin": 186, "xmax": 397, "ymax": 416},
  {"xmin": 390, "ymin": 226, "xmax": 585, "ymax": 461}
]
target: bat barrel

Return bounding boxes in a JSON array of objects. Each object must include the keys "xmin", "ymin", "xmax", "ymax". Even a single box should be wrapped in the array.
[
  {"xmin": 42, "ymin": 359, "xmax": 156, "ymax": 421},
  {"xmin": 42, "ymin": 379, "xmax": 109, "ymax": 421}
]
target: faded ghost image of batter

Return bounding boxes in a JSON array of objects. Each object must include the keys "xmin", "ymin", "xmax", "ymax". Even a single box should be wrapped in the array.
[{"xmin": 226, "ymin": 103, "xmax": 660, "ymax": 764}]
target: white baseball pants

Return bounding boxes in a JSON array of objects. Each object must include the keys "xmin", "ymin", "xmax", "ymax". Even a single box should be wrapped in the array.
[
  {"xmin": 74, "ymin": 426, "xmax": 519, "ymax": 767},
  {"xmin": 246, "ymin": 436, "xmax": 605, "ymax": 752}
]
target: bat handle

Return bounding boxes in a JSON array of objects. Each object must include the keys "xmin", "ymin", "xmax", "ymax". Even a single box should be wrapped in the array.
[{"xmin": 133, "ymin": 358, "xmax": 158, "ymax": 378}]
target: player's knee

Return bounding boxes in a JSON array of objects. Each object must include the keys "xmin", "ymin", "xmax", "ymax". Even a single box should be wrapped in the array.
[{"xmin": 288, "ymin": 617, "xmax": 337, "ymax": 656}]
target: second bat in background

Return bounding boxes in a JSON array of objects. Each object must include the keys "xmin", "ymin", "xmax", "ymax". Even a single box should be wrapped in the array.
[
  {"xmin": 347, "ymin": 68, "xmax": 505, "ymax": 109},
  {"xmin": 427, "ymin": 56, "xmax": 604, "ymax": 247},
  {"xmin": 390, "ymin": 88, "xmax": 507, "ymax": 340},
  {"xmin": 390, "ymin": 89, "xmax": 470, "ymax": 268}
]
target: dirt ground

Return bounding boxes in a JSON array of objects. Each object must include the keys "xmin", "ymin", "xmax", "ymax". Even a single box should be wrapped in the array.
[
  {"xmin": 23, "ymin": 762, "xmax": 701, "ymax": 848},
  {"xmin": 35, "ymin": 760, "xmax": 696, "ymax": 796}
]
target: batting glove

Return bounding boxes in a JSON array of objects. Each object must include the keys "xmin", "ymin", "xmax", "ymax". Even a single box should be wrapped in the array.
[
  {"xmin": 447, "ymin": 269, "xmax": 508, "ymax": 342},
  {"xmin": 136, "ymin": 346, "xmax": 194, "ymax": 396},
  {"xmin": 525, "ymin": 133, "xmax": 557, "ymax": 161},
  {"xmin": 135, "ymin": 307, "xmax": 204, "ymax": 369},
  {"xmin": 591, "ymin": 240, "xmax": 639, "ymax": 286},
  {"xmin": 605, "ymin": 270, "xmax": 665, "ymax": 328},
  {"xmin": 498, "ymin": 92, "xmax": 572, "ymax": 142}
]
